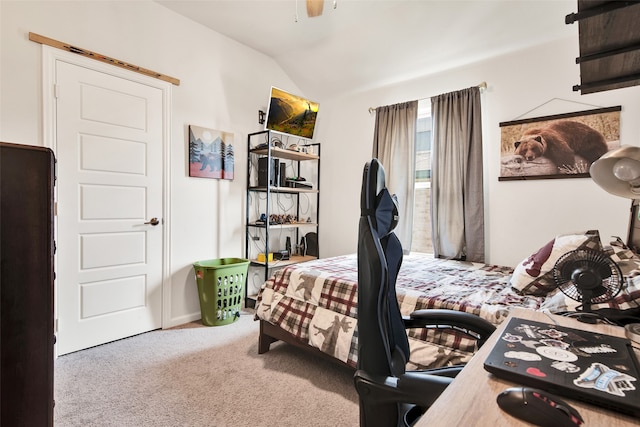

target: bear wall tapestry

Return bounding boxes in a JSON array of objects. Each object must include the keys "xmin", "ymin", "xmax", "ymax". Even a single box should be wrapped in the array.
[
  {"xmin": 499, "ymin": 106, "xmax": 621, "ymax": 181},
  {"xmin": 188, "ymin": 125, "xmax": 235, "ymax": 180}
]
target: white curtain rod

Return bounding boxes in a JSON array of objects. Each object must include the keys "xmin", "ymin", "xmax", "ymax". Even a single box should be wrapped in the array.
[{"xmin": 367, "ymin": 81, "xmax": 487, "ymax": 114}]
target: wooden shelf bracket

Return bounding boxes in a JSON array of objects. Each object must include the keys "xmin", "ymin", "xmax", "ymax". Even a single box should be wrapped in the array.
[{"xmin": 29, "ymin": 32, "xmax": 180, "ymax": 86}]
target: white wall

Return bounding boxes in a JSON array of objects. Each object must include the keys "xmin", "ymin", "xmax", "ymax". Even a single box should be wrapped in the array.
[
  {"xmin": 3, "ymin": 1, "xmax": 640, "ymax": 327},
  {"xmin": 318, "ymin": 36, "xmax": 640, "ymax": 268},
  {"xmin": 0, "ymin": 0, "xmax": 301, "ymax": 326}
]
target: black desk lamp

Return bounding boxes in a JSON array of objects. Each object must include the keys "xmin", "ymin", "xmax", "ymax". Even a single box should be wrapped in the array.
[
  {"xmin": 591, "ymin": 146, "xmax": 640, "ymax": 251},
  {"xmin": 590, "ymin": 147, "xmax": 640, "ymax": 326}
]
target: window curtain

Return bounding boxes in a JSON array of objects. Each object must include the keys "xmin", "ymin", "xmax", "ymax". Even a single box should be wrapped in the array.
[
  {"xmin": 430, "ymin": 87, "xmax": 484, "ymax": 262},
  {"xmin": 372, "ymin": 100, "xmax": 418, "ymax": 251}
]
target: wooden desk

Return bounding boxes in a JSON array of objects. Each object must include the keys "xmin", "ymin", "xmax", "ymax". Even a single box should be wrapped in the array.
[{"xmin": 417, "ymin": 308, "xmax": 640, "ymax": 426}]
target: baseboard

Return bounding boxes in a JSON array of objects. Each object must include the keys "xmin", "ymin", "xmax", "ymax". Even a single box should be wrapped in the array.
[{"xmin": 164, "ymin": 312, "xmax": 201, "ymax": 329}]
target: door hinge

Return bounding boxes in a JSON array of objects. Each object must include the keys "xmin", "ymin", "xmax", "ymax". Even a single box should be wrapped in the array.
[
  {"xmin": 54, "ymin": 83, "xmax": 60, "ymax": 99},
  {"xmin": 55, "ymin": 318, "xmax": 59, "ymax": 333}
]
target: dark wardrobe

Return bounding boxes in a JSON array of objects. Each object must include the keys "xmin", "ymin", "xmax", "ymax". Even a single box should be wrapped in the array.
[{"xmin": 0, "ymin": 142, "xmax": 55, "ymax": 426}]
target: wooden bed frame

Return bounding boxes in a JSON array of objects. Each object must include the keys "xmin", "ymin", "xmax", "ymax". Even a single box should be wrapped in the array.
[{"xmin": 258, "ymin": 320, "xmax": 353, "ymax": 368}]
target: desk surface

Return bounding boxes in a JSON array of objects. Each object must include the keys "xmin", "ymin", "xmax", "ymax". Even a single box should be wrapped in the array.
[{"xmin": 417, "ymin": 308, "xmax": 640, "ymax": 426}]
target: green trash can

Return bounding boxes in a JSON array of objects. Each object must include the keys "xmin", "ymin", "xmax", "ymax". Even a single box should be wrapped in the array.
[{"xmin": 193, "ymin": 258, "xmax": 250, "ymax": 326}]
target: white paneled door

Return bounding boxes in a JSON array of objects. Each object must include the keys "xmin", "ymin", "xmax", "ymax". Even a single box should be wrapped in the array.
[{"xmin": 55, "ymin": 60, "xmax": 164, "ymax": 355}]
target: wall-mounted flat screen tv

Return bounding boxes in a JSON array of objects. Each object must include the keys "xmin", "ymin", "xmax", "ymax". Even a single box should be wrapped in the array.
[{"xmin": 265, "ymin": 87, "xmax": 319, "ymax": 140}]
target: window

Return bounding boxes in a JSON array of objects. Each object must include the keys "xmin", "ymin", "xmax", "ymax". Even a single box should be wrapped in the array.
[{"xmin": 412, "ymin": 100, "xmax": 433, "ymax": 253}]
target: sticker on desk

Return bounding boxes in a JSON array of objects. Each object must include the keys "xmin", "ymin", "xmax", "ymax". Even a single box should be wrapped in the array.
[
  {"xmin": 573, "ymin": 342, "xmax": 618, "ymax": 357},
  {"xmin": 505, "ymin": 351, "xmax": 541, "ymax": 361},
  {"xmin": 515, "ymin": 324, "xmax": 540, "ymax": 338},
  {"xmin": 551, "ymin": 360, "xmax": 580, "ymax": 373},
  {"xmin": 574, "ymin": 362, "xmax": 637, "ymax": 397},
  {"xmin": 538, "ymin": 328, "xmax": 568, "ymax": 340},
  {"xmin": 536, "ymin": 346, "xmax": 578, "ymax": 362},
  {"xmin": 502, "ymin": 333, "xmax": 523, "ymax": 343},
  {"xmin": 526, "ymin": 367, "xmax": 547, "ymax": 378}
]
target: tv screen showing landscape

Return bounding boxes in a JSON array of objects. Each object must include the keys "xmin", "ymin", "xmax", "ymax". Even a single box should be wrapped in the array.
[{"xmin": 265, "ymin": 87, "xmax": 319, "ymax": 140}]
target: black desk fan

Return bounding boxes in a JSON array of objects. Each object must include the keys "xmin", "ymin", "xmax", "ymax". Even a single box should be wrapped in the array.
[{"xmin": 552, "ymin": 248, "xmax": 623, "ymax": 323}]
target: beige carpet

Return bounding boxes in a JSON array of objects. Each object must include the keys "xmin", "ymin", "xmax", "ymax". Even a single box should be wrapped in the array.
[{"xmin": 54, "ymin": 312, "xmax": 359, "ymax": 426}]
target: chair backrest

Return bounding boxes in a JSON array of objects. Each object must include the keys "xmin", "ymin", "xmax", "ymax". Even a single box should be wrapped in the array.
[{"xmin": 357, "ymin": 158, "xmax": 409, "ymax": 378}]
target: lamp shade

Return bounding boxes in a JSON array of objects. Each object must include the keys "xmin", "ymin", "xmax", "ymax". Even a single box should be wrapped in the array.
[{"xmin": 590, "ymin": 145, "xmax": 640, "ymax": 199}]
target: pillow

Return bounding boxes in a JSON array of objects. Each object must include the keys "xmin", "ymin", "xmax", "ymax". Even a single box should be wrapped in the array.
[
  {"xmin": 607, "ymin": 242, "xmax": 640, "ymax": 279},
  {"xmin": 510, "ymin": 230, "xmax": 603, "ymax": 296},
  {"xmin": 603, "ymin": 244, "xmax": 640, "ymax": 310}
]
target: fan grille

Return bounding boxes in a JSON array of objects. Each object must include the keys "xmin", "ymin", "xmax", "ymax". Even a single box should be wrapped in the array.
[{"xmin": 553, "ymin": 249, "xmax": 623, "ymax": 306}]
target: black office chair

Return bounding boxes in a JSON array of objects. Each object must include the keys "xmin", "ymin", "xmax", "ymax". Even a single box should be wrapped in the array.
[{"xmin": 354, "ymin": 159, "xmax": 496, "ymax": 427}]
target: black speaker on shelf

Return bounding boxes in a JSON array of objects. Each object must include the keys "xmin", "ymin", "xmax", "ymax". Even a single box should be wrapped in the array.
[
  {"xmin": 304, "ymin": 232, "xmax": 318, "ymax": 257},
  {"xmin": 258, "ymin": 157, "xmax": 279, "ymax": 187},
  {"xmin": 279, "ymin": 162, "xmax": 287, "ymax": 187}
]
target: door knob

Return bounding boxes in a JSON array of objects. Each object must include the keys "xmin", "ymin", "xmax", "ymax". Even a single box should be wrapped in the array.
[{"xmin": 144, "ymin": 217, "xmax": 160, "ymax": 226}]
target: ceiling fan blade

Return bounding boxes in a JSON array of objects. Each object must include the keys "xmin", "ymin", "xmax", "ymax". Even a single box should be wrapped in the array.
[{"xmin": 306, "ymin": 0, "xmax": 324, "ymax": 17}]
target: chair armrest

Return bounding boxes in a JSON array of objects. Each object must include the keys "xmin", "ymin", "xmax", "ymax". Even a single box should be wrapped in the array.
[
  {"xmin": 403, "ymin": 309, "xmax": 496, "ymax": 347},
  {"xmin": 354, "ymin": 369, "xmax": 452, "ymax": 408}
]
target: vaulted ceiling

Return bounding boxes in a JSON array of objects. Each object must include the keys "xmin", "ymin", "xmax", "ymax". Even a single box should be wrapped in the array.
[{"xmin": 157, "ymin": 0, "xmax": 578, "ymax": 99}]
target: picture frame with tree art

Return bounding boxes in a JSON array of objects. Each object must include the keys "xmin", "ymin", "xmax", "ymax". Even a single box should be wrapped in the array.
[
  {"xmin": 499, "ymin": 106, "xmax": 621, "ymax": 181},
  {"xmin": 188, "ymin": 125, "xmax": 235, "ymax": 180}
]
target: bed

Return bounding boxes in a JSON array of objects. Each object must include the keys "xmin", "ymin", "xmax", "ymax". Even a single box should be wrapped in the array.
[{"xmin": 254, "ymin": 231, "xmax": 640, "ymax": 370}]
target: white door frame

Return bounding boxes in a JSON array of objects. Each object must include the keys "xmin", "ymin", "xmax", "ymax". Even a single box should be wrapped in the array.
[{"xmin": 41, "ymin": 46, "xmax": 173, "ymax": 339}]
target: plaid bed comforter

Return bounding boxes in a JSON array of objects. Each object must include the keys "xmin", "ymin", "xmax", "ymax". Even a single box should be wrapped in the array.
[{"xmin": 255, "ymin": 253, "xmax": 546, "ymax": 369}]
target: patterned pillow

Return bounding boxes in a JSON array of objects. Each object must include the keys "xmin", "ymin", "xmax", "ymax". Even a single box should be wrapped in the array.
[
  {"xmin": 510, "ymin": 230, "xmax": 603, "ymax": 296},
  {"xmin": 608, "ymin": 244, "xmax": 640, "ymax": 279},
  {"xmin": 602, "ymin": 244, "xmax": 640, "ymax": 309}
]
